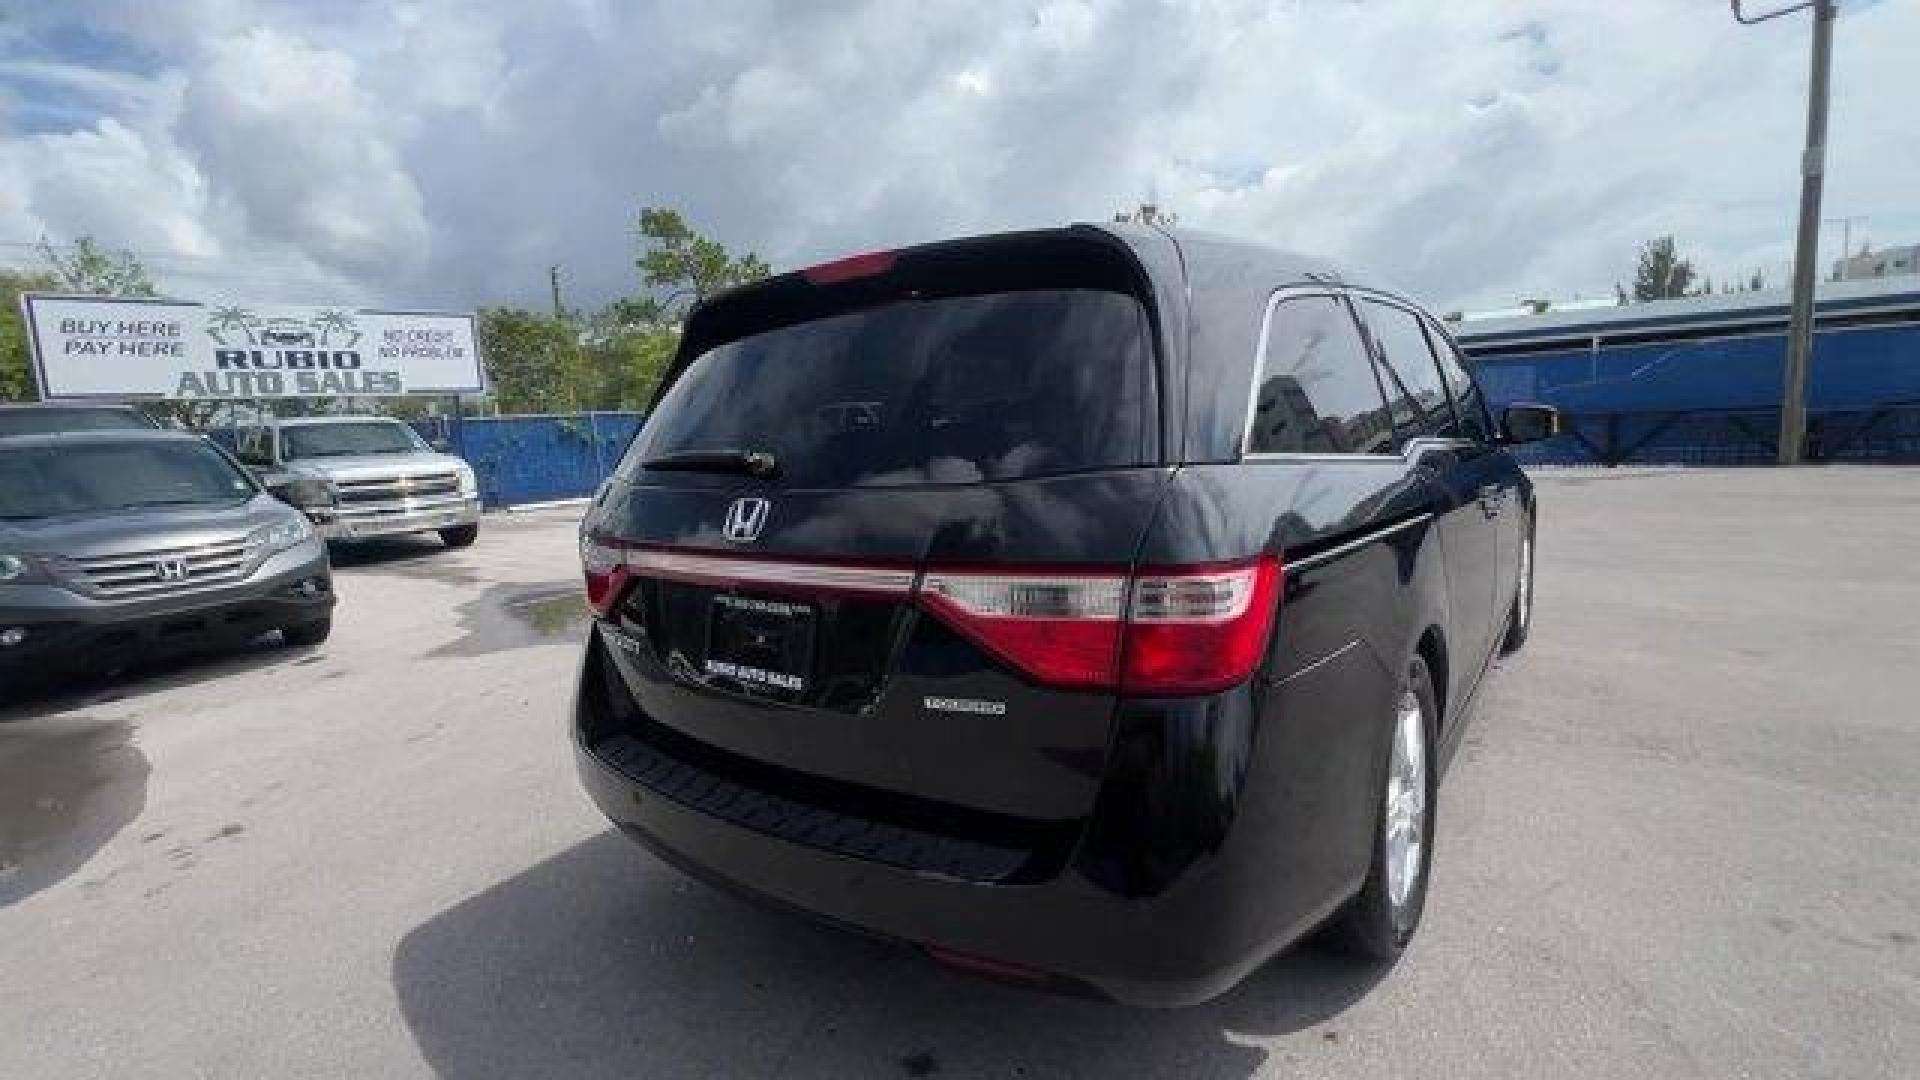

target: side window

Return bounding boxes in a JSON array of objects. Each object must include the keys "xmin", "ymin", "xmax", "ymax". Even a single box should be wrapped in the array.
[
  {"xmin": 1422, "ymin": 316, "xmax": 1493, "ymax": 443},
  {"xmin": 1361, "ymin": 299, "xmax": 1457, "ymax": 445},
  {"xmin": 1249, "ymin": 295, "xmax": 1395, "ymax": 455}
]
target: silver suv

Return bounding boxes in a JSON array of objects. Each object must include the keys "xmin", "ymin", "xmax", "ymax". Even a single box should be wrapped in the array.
[
  {"xmin": 0, "ymin": 430, "xmax": 334, "ymax": 688},
  {"xmin": 237, "ymin": 417, "xmax": 481, "ymax": 547}
]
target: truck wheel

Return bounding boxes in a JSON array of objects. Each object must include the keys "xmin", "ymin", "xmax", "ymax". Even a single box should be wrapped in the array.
[
  {"xmin": 438, "ymin": 523, "xmax": 479, "ymax": 548},
  {"xmin": 1329, "ymin": 653, "xmax": 1437, "ymax": 961},
  {"xmin": 282, "ymin": 618, "xmax": 332, "ymax": 649}
]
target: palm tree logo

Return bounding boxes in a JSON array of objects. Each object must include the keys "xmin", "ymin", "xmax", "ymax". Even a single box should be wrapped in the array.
[
  {"xmin": 312, "ymin": 309, "xmax": 360, "ymax": 348},
  {"xmin": 206, "ymin": 306, "xmax": 259, "ymax": 346}
]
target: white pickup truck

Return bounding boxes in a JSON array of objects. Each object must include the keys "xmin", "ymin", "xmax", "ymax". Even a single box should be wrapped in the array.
[{"xmin": 237, "ymin": 416, "xmax": 482, "ymax": 547}]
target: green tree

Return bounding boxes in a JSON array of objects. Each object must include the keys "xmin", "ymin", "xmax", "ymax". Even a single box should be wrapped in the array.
[
  {"xmin": 1620, "ymin": 235, "xmax": 1698, "ymax": 303},
  {"xmin": 3, "ymin": 237, "xmax": 163, "ymax": 405},
  {"xmin": 582, "ymin": 319, "xmax": 679, "ymax": 410},
  {"xmin": 635, "ymin": 206, "xmax": 769, "ymax": 316},
  {"xmin": 32, "ymin": 237, "xmax": 230, "ymax": 426},
  {"xmin": 478, "ymin": 208, "xmax": 763, "ymax": 414},
  {"xmin": 39, "ymin": 235, "xmax": 157, "ymax": 297},
  {"xmin": 1, "ymin": 268, "xmax": 61, "ymax": 401},
  {"xmin": 476, "ymin": 307, "xmax": 584, "ymax": 414}
]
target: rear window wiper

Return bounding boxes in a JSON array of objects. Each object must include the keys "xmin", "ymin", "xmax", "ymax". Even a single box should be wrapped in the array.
[{"xmin": 641, "ymin": 449, "xmax": 778, "ymax": 477}]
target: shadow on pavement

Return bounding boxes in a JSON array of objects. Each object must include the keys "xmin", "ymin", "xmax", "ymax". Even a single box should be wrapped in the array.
[
  {"xmin": 0, "ymin": 634, "xmax": 312, "ymax": 724},
  {"xmin": 394, "ymin": 830, "xmax": 1385, "ymax": 1079},
  {"xmin": 0, "ymin": 634, "xmax": 322, "ymax": 905},
  {"xmin": 0, "ymin": 713, "xmax": 148, "ymax": 909}
]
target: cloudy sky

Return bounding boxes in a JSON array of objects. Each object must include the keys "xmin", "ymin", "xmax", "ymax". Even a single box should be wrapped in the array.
[{"xmin": 0, "ymin": 0, "xmax": 1914, "ymax": 315}]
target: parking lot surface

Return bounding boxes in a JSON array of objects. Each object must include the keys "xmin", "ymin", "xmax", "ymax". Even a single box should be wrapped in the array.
[{"xmin": 2, "ymin": 469, "xmax": 1917, "ymax": 1079}]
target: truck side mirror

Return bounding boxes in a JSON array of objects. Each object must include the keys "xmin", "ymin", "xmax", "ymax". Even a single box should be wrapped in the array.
[
  {"xmin": 266, "ymin": 473, "xmax": 336, "ymax": 514},
  {"xmin": 1500, "ymin": 403, "xmax": 1562, "ymax": 445}
]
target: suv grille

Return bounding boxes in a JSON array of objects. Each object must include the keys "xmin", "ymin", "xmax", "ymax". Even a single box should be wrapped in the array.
[
  {"xmin": 333, "ymin": 472, "xmax": 460, "ymax": 505},
  {"xmin": 73, "ymin": 535, "xmax": 254, "ymax": 598}
]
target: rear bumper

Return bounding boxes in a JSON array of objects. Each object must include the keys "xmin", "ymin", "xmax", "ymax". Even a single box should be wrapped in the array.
[
  {"xmin": 0, "ymin": 546, "xmax": 334, "ymax": 683},
  {"xmin": 571, "ymin": 625, "xmax": 1389, "ymax": 1006},
  {"xmin": 315, "ymin": 495, "xmax": 481, "ymax": 540}
]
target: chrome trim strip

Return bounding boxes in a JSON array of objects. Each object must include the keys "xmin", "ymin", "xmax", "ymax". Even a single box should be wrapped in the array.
[
  {"xmin": 1288, "ymin": 513, "xmax": 1434, "ymax": 572},
  {"xmin": 333, "ymin": 471, "xmax": 460, "ymax": 486},
  {"xmin": 74, "ymin": 538, "xmax": 252, "ymax": 568},
  {"xmin": 1268, "ymin": 638, "xmax": 1362, "ymax": 685},
  {"xmin": 333, "ymin": 494, "xmax": 474, "ymax": 518},
  {"xmin": 624, "ymin": 549, "xmax": 916, "ymax": 596},
  {"xmin": 90, "ymin": 570, "xmax": 251, "ymax": 599}
]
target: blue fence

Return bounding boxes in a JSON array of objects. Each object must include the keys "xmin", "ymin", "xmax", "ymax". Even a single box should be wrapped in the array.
[
  {"xmin": 415, "ymin": 412, "xmax": 643, "ymax": 508},
  {"xmin": 1464, "ymin": 318, "xmax": 1920, "ymax": 467}
]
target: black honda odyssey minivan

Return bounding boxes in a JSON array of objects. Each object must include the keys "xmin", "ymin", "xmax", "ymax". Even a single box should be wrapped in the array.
[{"xmin": 572, "ymin": 224, "xmax": 1557, "ymax": 1006}]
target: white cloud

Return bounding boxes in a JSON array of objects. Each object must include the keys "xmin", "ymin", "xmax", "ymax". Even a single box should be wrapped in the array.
[
  {"xmin": 176, "ymin": 26, "xmax": 428, "ymax": 282},
  {"xmin": 0, "ymin": 0, "xmax": 1914, "ymax": 314}
]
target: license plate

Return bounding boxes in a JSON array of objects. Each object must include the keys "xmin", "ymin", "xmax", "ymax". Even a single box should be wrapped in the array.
[
  {"xmin": 347, "ymin": 514, "xmax": 460, "ymax": 537},
  {"xmin": 703, "ymin": 594, "xmax": 815, "ymax": 701}
]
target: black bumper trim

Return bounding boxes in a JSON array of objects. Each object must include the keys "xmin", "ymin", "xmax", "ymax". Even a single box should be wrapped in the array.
[{"xmin": 589, "ymin": 732, "xmax": 1029, "ymax": 884}]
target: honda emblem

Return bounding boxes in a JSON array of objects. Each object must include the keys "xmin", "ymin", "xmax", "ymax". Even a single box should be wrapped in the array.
[
  {"xmin": 154, "ymin": 556, "xmax": 189, "ymax": 583},
  {"xmin": 722, "ymin": 497, "xmax": 770, "ymax": 543}
]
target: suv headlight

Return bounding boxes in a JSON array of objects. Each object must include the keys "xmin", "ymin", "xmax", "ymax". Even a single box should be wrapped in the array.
[
  {"xmin": 456, "ymin": 464, "xmax": 478, "ymax": 498},
  {"xmin": 0, "ymin": 552, "xmax": 89, "ymax": 592},
  {"xmin": 249, "ymin": 516, "xmax": 313, "ymax": 554}
]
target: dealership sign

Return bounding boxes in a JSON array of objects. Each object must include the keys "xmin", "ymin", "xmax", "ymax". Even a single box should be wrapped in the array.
[{"xmin": 18, "ymin": 295, "xmax": 485, "ymax": 400}]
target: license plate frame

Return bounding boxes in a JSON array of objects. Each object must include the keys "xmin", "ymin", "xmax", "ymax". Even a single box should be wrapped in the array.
[{"xmin": 702, "ymin": 593, "xmax": 817, "ymax": 701}]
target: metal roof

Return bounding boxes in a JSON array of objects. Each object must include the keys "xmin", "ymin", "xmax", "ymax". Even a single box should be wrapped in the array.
[{"xmin": 1455, "ymin": 275, "xmax": 1920, "ymax": 350}]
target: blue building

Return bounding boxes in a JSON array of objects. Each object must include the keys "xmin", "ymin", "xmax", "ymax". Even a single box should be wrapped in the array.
[{"xmin": 1454, "ymin": 278, "xmax": 1920, "ymax": 466}]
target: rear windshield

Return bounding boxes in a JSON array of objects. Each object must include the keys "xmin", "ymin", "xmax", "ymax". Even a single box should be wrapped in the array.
[
  {"xmin": 0, "ymin": 407, "xmax": 152, "ymax": 436},
  {"xmin": 627, "ymin": 288, "xmax": 1154, "ymax": 487},
  {"xmin": 0, "ymin": 440, "xmax": 255, "ymax": 520},
  {"xmin": 282, "ymin": 421, "xmax": 426, "ymax": 459}
]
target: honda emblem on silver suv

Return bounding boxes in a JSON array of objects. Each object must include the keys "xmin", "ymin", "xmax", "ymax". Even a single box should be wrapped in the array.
[
  {"xmin": 154, "ymin": 556, "xmax": 190, "ymax": 583},
  {"xmin": 722, "ymin": 497, "xmax": 770, "ymax": 543}
]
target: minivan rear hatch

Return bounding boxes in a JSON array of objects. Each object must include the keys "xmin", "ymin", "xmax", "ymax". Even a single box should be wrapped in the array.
[{"xmin": 585, "ymin": 229, "xmax": 1173, "ymax": 868}]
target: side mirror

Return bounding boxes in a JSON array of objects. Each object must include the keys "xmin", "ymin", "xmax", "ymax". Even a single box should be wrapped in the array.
[
  {"xmin": 430, "ymin": 437, "xmax": 452, "ymax": 453},
  {"xmin": 266, "ymin": 473, "xmax": 336, "ymax": 514},
  {"xmin": 1501, "ymin": 403, "xmax": 1562, "ymax": 445}
]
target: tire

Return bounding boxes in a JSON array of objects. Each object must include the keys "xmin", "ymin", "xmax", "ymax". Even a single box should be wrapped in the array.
[
  {"xmin": 438, "ymin": 523, "xmax": 479, "ymax": 548},
  {"xmin": 1329, "ymin": 653, "xmax": 1438, "ymax": 961},
  {"xmin": 1500, "ymin": 521, "xmax": 1535, "ymax": 655},
  {"xmin": 282, "ymin": 618, "xmax": 332, "ymax": 648}
]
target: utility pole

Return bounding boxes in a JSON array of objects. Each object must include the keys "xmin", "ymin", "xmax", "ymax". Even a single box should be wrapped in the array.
[
  {"xmin": 1733, "ymin": 0, "xmax": 1836, "ymax": 466},
  {"xmin": 549, "ymin": 264, "xmax": 566, "ymax": 320}
]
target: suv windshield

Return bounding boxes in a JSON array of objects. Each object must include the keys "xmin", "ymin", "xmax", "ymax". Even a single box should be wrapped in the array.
[
  {"xmin": 0, "ymin": 440, "xmax": 256, "ymax": 520},
  {"xmin": 629, "ymin": 288, "xmax": 1154, "ymax": 488},
  {"xmin": 282, "ymin": 421, "xmax": 425, "ymax": 459},
  {"xmin": 0, "ymin": 407, "xmax": 154, "ymax": 437}
]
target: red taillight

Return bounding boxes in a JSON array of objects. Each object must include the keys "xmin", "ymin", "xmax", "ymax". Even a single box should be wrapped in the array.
[
  {"xmin": 581, "ymin": 536, "xmax": 629, "ymax": 615},
  {"xmin": 1120, "ymin": 557, "xmax": 1283, "ymax": 695},
  {"xmin": 801, "ymin": 249, "xmax": 896, "ymax": 284},
  {"xmin": 918, "ymin": 570, "xmax": 1128, "ymax": 690},
  {"xmin": 915, "ymin": 554, "xmax": 1282, "ymax": 696}
]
